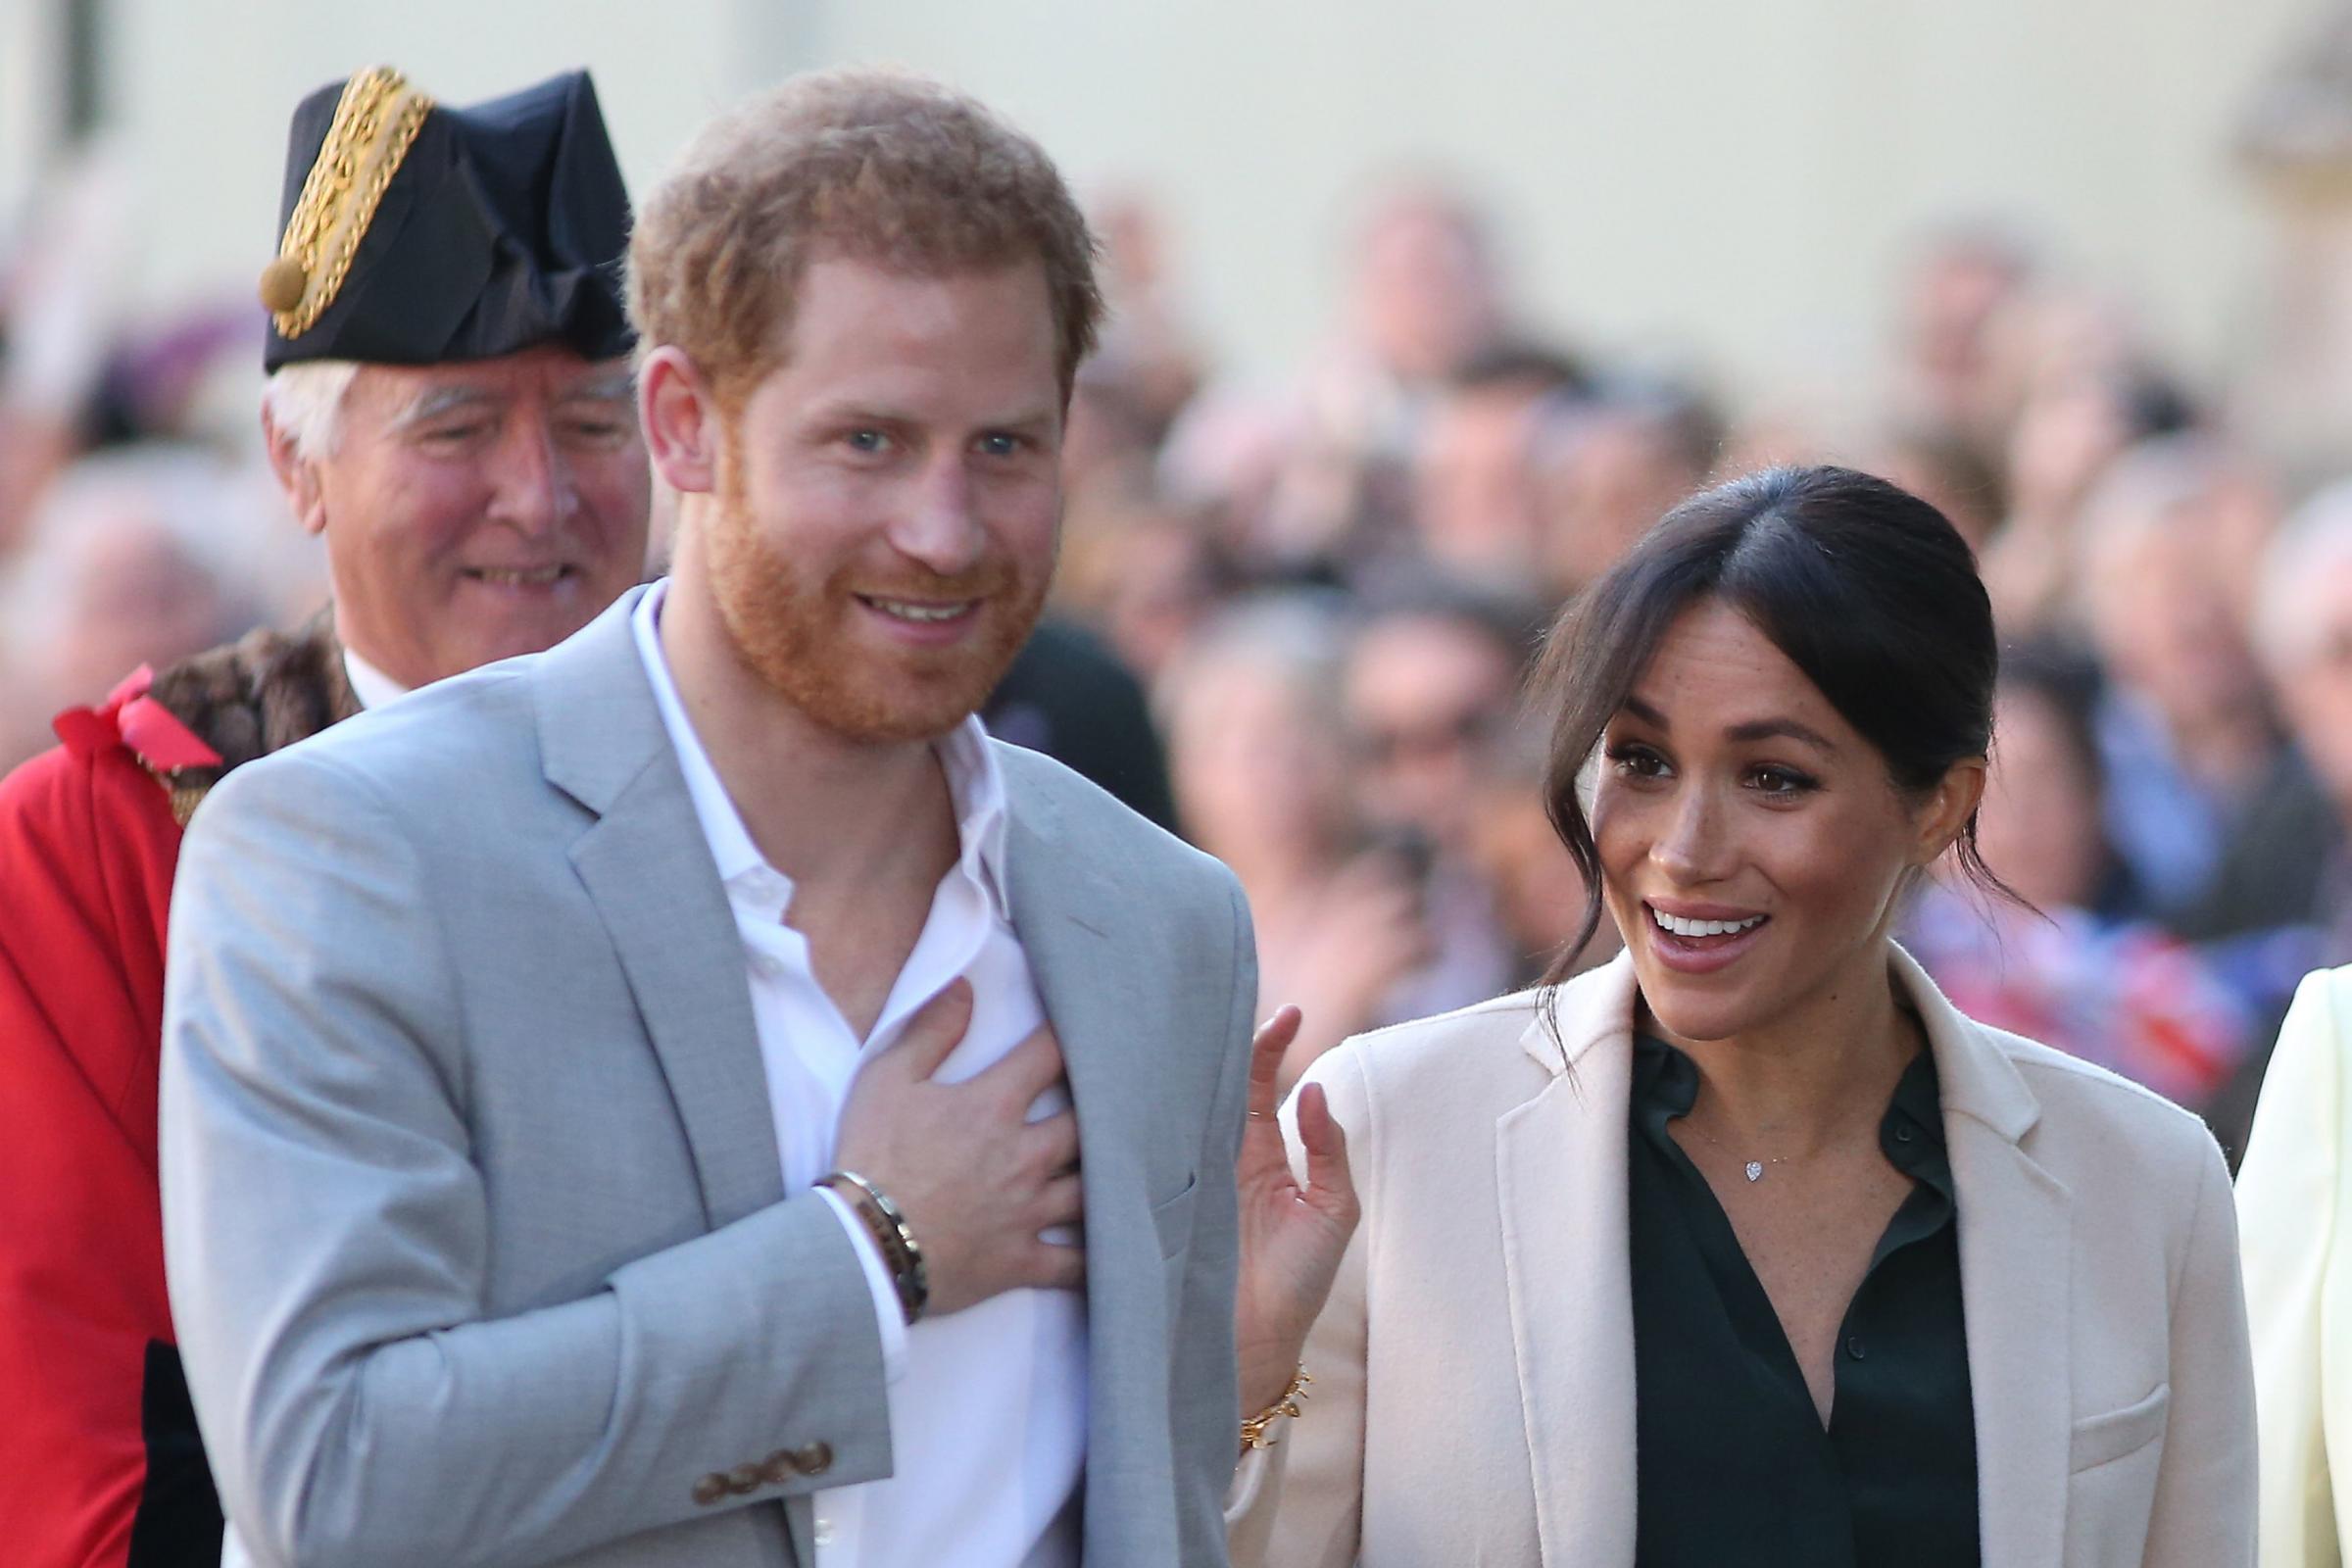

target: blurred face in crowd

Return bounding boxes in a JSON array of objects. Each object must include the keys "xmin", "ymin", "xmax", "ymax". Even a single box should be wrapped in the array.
[
  {"xmin": 1085, "ymin": 512, "xmax": 1217, "ymax": 685},
  {"xmin": 13, "ymin": 515, "xmax": 249, "ymax": 728},
  {"xmin": 1413, "ymin": 385, "xmax": 1544, "ymax": 580},
  {"xmin": 2004, "ymin": 370, "xmax": 2133, "ymax": 524},
  {"xmin": 1168, "ymin": 648, "xmax": 1354, "ymax": 874},
  {"xmin": 1345, "ymin": 613, "xmax": 1517, "ymax": 855},
  {"xmin": 1975, "ymin": 686, "xmax": 2104, "ymax": 913},
  {"xmin": 270, "ymin": 345, "xmax": 651, "ymax": 689},
  {"xmin": 1900, "ymin": 243, "xmax": 2022, "ymax": 416},
  {"xmin": 1592, "ymin": 600, "xmax": 1977, "ymax": 1045},
  {"xmin": 659, "ymin": 256, "xmax": 1064, "ymax": 744},
  {"xmin": 1537, "ymin": 409, "xmax": 1704, "ymax": 597},
  {"xmin": 2274, "ymin": 557, "xmax": 2352, "ymax": 815},
  {"xmin": 1352, "ymin": 194, "xmax": 1499, "ymax": 385},
  {"xmin": 2087, "ymin": 513, "xmax": 2266, "ymax": 735}
]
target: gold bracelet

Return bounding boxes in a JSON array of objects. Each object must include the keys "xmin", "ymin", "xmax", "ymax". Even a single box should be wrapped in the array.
[{"xmin": 1239, "ymin": 1366, "xmax": 1312, "ymax": 1450}]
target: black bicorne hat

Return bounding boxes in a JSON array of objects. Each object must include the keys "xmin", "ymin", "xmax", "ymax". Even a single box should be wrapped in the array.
[{"xmin": 260, "ymin": 68, "xmax": 633, "ymax": 371}]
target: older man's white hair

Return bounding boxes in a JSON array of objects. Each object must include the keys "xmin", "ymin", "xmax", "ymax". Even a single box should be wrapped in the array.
[
  {"xmin": 2254, "ymin": 478, "xmax": 2352, "ymax": 677},
  {"xmin": 261, "ymin": 360, "xmax": 362, "ymax": 462}
]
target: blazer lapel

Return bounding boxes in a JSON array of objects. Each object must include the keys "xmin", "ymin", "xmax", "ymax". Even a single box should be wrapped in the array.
[
  {"xmin": 1001, "ymin": 783, "xmax": 1172, "ymax": 1559},
  {"xmin": 1895, "ymin": 948, "xmax": 2072, "ymax": 1568},
  {"xmin": 536, "ymin": 588, "xmax": 783, "ymax": 1230},
  {"xmin": 1496, "ymin": 956, "xmax": 1642, "ymax": 1567}
]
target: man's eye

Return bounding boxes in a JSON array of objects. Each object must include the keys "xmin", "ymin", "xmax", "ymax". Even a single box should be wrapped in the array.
[
  {"xmin": 846, "ymin": 429, "xmax": 889, "ymax": 454},
  {"xmin": 976, "ymin": 433, "xmax": 1023, "ymax": 458}
]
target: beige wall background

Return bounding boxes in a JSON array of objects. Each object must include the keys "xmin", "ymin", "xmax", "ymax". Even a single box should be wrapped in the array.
[{"xmin": 2, "ymin": 0, "xmax": 2321, "ymax": 416}]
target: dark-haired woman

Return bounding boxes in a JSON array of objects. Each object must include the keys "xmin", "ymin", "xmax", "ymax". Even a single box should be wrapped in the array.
[{"xmin": 1224, "ymin": 466, "xmax": 2255, "ymax": 1567}]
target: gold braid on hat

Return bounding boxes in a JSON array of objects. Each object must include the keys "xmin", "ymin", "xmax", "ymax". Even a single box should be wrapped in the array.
[{"xmin": 259, "ymin": 67, "xmax": 435, "ymax": 339}]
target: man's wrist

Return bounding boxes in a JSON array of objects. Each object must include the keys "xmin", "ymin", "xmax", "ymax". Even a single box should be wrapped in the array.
[{"xmin": 818, "ymin": 1170, "xmax": 929, "ymax": 1325}]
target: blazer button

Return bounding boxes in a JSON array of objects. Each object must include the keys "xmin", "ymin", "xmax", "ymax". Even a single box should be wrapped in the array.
[
  {"xmin": 692, "ymin": 1472, "xmax": 731, "ymax": 1506},
  {"xmin": 760, "ymin": 1449, "xmax": 800, "ymax": 1487},
  {"xmin": 726, "ymin": 1462, "xmax": 765, "ymax": 1494},
  {"xmin": 793, "ymin": 1441, "xmax": 834, "ymax": 1477}
]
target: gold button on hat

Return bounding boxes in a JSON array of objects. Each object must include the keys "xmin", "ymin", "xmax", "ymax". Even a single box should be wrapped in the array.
[{"xmin": 257, "ymin": 257, "xmax": 309, "ymax": 314}]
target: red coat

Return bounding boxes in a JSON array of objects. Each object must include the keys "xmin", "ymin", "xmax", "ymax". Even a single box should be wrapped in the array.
[{"xmin": 0, "ymin": 674, "xmax": 220, "ymax": 1567}]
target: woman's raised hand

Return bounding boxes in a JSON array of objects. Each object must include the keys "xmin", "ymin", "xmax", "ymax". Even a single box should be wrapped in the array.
[{"xmin": 1234, "ymin": 1004, "xmax": 1360, "ymax": 1415}]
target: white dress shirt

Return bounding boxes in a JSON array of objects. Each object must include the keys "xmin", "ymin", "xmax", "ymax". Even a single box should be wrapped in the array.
[
  {"xmin": 340, "ymin": 646, "xmax": 409, "ymax": 711},
  {"xmin": 630, "ymin": 581, "xmax": 1087, "ymax": 1567}
]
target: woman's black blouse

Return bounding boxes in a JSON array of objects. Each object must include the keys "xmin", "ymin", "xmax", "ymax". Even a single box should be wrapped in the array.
[{"xmin": 1628, "ymin": 1034, "xmax": 1981, "ymax": 1567}]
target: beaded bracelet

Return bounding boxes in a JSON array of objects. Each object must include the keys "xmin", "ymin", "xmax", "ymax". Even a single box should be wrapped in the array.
[{"xmin": 820, "ymin": 1170, "xmax": 930, "ymax": 1325}]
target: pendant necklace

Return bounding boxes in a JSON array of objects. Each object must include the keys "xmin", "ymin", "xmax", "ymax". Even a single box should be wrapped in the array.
[{"xmin": 1685, "ymin": 1119, "xmax": 1792, "ymax": 1183}]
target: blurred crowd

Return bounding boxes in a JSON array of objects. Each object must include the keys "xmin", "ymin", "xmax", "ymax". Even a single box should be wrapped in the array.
[{"xmin": 10, "ymin": 153, "xmax": 2352, "ymax": 1156}]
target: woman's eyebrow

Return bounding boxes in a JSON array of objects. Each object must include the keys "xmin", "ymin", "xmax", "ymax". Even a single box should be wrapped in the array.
[
  {"xmin": 1621, "ymin": 695, "xmax": 1669, "ymax": 728},
  {"xmin": 1617, "ymin": 698, "xmax": 1837, "ymax": 753},
  {"xmin": 1725, "ymin": 716, "xmax": 1838, "ymax": 751}
]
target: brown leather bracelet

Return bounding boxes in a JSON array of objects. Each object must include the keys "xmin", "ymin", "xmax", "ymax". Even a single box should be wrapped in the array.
[{"xmin": 819, "ymin": 1170, "xmax": 930, "ymax": 1325}]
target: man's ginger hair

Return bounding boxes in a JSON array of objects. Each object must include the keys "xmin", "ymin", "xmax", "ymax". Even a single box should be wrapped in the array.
[{"xmin": 627, "ymin": 70, "xmax": 1103, "ymax": 408}]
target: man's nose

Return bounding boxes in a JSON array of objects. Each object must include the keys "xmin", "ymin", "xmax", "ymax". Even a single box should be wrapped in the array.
[
  {"xmin": 484, "ymin": 415, "xmax": 577, "ymax": 538},
  {"xmin": 887, "ymin": 454, "xmax": 987, "ymax": 577}
]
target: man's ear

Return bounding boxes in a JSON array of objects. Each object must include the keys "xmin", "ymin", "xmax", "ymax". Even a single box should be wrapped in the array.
[
  {"xmin": 640, "ymin": 346, "xmax": 725, "ymax": 496},
  {"xmin": 1915, "ymin": 755, "xmax": 1990, "ymax": 866},
  {"xmin": 261, "ymin": 405, "xmax": 327, "ymax": 537}
]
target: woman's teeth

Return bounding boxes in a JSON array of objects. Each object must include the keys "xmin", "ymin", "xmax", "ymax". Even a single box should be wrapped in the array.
[
  {"xmin": 1650, "ymin": 907, "xmax": 1766, "ymax": 939},
  {"xmin": 866, "ymin": 598, "xmax": 972, "ymax": 623},
  {"xmin": 471, "ymin": 566, "xmax": 565, "ymax": 586}
]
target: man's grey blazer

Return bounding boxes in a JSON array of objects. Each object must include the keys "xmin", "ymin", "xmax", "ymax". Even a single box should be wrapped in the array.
[{"xmin": 159, "ymin": 587, "xmax": 1255, "ymax": 1568}]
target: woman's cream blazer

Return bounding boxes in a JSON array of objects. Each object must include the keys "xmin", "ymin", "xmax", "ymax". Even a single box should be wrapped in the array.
[
  {"xmin": 2238, "ymin": 964, "xmax": 2352, "ymax": 1567},
  {"xmin": 1227, "ymin": 948, "xmax": 2254, "ymax": 1567}
]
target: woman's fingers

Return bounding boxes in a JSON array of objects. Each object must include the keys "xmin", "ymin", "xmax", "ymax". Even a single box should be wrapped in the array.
[
  {"xmin": 1295, "ymin": 1080, "xmax": 1357, "ymax": 1221},
  {"xmin": 1246, "ymin": 1004, "xmax": 1303, "ymax": 1125}
]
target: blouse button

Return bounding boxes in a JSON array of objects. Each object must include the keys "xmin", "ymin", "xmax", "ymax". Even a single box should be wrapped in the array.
[
  {"xmin": 1845, "ymin": 1334, "xmax": 1867, "ymax": 1361},
  {"xmin": 1894, "ymin": 1124, "xmax": 1915, "ymax": 1144}
]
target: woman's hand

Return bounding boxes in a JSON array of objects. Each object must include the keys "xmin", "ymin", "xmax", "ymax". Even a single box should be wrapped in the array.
[{"xmin": 1234, "ymin": 1004, "xmax": 1360, "ymax": 1415}]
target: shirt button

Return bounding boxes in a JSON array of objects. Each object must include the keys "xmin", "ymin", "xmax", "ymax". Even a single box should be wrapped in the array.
[
  {"xmin": 814, "ymin": 1516, "xmax": 836, "ymax": 1546},
  {"xmin": 1845, "ymin": 1334, "xmax": 1867, "ymax": 1361},
  {"xmin": 750, "ymin": 954, "xmax": 782, "ymax": 980}
]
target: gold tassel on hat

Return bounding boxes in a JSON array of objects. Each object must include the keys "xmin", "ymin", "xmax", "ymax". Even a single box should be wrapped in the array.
[{"xmin": 261, "ymin": 67, "xmax": 434, "ymax": 339}]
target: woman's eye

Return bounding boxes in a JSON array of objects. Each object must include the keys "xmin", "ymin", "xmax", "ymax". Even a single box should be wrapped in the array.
[
  {"xmin": 1749, "ymin": 765, "xmax": 1816, "ymax": 797},
  {"xmin": 1607, "ymin": 745, "xmax": 1669, "ymax": 779}
]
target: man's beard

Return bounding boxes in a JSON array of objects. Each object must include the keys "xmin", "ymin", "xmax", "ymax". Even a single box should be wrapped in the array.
[{"xmin": 702, "ymin": 474, "xmax": 1049, "ymax": 745}]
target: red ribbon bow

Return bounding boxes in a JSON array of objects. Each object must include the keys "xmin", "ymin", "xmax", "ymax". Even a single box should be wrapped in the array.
[{"xmin": 52, "ymin": 666, "xmax": 223, "ymax": 773}]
